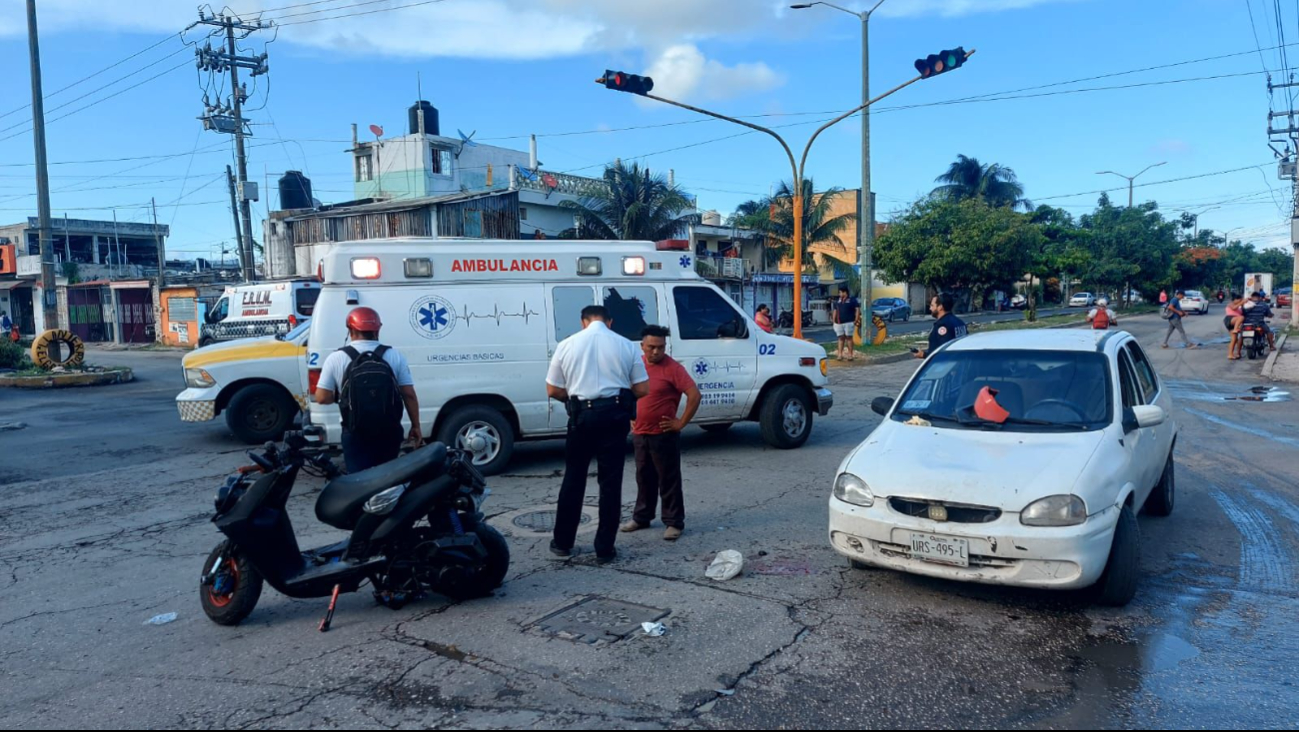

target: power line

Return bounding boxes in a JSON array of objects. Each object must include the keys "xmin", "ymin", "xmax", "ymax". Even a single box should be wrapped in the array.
[
  {"xmin": 1035, "ymin": 163, "xmax": 1276, "ymax": 202},
  {"xmin": 274, "ymin": 0, "xmax": 451, "ymax": 25}
]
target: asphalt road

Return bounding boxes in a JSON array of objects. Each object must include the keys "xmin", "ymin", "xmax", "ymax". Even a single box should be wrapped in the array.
[{"xmin": 1, "ymin": 310, "xmax": 1296, "ymax": 729}]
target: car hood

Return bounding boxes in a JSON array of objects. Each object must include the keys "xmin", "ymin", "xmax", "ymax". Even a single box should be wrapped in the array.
[
  {"xmin": 182, "ymin": 335, "xmax": 303, "ymax": 368},
  {"xmin": 843, "ymin": 420, "xmax": 1108, "ymax": 512}
]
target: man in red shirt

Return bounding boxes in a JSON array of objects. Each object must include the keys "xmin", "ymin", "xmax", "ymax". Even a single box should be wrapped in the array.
[{"xmin": 621, "ymin": 325, "xmax": 702, "ymax": 541}]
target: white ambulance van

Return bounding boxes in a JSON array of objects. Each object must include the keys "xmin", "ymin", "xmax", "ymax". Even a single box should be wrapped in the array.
[
  {"xmin": 199, "ymin": 279, "xmax": 321, "ymax": 347},
  {"xmin": 307, "ymin": 238, "xmax": 834, "ymax": 474}
]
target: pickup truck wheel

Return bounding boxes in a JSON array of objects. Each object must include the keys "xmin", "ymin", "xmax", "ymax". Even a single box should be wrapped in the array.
[
  {"xmin": 1090, "ymin": 505, "xmax": 1141, "ymax": 607},
  {"xmin": 437, "ymin": 406, "xmax": 514, "ymax": 476},
  {"xmin": 225, "ymin": 384, "xmax": 298, "ymax": 444},
  {"xmin": 760, "ymin": 384, "xmax": 813, "ymax": 449},
  {"xmin": 701, "ymin": 423, "xmax": 733, "ymax": 434}
]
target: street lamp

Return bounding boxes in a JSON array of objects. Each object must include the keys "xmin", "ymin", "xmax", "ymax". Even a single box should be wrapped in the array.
[
  {"xmin": 1096, "ymin": 161, "xmax": 1166, "ymax": 208},
  {"xmin": 792, "ymin": 0, "xmax": 888, "ymax": 343},
  {"xmin": 598, "ymin": 48, "xmax": 972, "ymax": 340}
]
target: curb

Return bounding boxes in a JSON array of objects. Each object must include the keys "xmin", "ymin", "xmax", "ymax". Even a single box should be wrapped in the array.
[
  {"xmin": 1262, "ymin": 333, "xmax": 1288, "ymax": 380},
  {"xmin": 0, "ymin": 367, "xmax": 134, "ymax": 389}
]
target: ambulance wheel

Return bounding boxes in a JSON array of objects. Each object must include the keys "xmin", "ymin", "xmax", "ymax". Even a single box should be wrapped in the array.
[
  {"xmin": 226, "ymin": 383, "xmax": 298, "ymax": 444},
  {"xmin": 437, "ymin": 406, "xmax": 514, "ymax": 476},
  {"xmin": 760, "ymin": 384, "xmax": 813, "ymax": 449},
  {"xmin": 199, "ymin": 336, "xmax": 214, "ymax": 348}
]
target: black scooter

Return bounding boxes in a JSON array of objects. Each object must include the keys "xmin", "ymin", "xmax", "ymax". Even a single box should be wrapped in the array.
[{"xmin": 199, "ymin": 427, "xmax": 509, "ymax": 630}]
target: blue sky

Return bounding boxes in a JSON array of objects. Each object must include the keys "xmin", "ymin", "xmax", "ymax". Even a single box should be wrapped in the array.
[{"xmin": 0, "ymin": 0, "xmax": 1294, "ymax": 260}]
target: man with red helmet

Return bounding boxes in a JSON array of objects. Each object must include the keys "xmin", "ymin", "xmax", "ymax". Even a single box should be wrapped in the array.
[{"xmin": 314, "ymin": 306, "xmax": 421, "ymax": 473}]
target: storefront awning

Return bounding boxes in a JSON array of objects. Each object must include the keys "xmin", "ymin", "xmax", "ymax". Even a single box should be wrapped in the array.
[
  {"xmin": 751, "ymin": 273, "xmax": 820, "ymax": 285},
  {"xmin": 0, "ymin": 279, "xmax": 30, "ymax": 291}
]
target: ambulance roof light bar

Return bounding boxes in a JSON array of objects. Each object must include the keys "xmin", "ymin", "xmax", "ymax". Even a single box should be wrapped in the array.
[{"xmin": 656, "ymin": 239, "xmax": 689, "ymax": 251}]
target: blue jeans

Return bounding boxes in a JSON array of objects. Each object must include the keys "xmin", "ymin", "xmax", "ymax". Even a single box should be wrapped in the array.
[{"xmin": 340, "ymin": 425, "xmax": 403, "ymax": 474}]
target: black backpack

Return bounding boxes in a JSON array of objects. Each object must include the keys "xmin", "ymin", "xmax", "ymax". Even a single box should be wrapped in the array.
[{"xmin": 338, "ymin": 345, "xmax": 403, "ymax": 434}]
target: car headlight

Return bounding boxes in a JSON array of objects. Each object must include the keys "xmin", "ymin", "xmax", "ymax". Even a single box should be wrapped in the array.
[
  {"xmin": 833, "ymin": 473, "xmax": 874, "ymax": 507},
  {"xmin": 1020, "ymin": 495, "xmax": 1087, "ymax": 527},
  {"xmin": 185, "ymin": 367, "xmax": 216, "ymax": 388}
]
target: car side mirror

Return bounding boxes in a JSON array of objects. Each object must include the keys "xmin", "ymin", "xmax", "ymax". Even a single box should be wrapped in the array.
[
  {"xmin": 871, "ymin": 397, "xmax": 895, "ymax": 416},
  {"xmin": 1123, "ymin": 405, "xmax": 1166, "ymax": 432}
]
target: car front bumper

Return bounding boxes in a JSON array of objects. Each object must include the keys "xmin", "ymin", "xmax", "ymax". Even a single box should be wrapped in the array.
[
  {"xmin": 828, "ymin": 497, "xmax": 1119, "ymax": 590},
  {"xmin": 176, "ymin": 387, "xmax": 220, "ymax": 422},
  {"xmin": 815, "ymin": 387, "xmax": 833, "ymax": 416}
]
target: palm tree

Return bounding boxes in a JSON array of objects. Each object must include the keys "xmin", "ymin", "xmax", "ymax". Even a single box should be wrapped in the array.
[
  {"xmin": 559, "ymin": 161, "xmax": 699, "ymax": 240},
  {"xmin": 932, "ymin": 154, "xmax": 1031, "ymax": 210},
  {"xmin": 730, "ymin": 179, "xmax": 857, "ymax": 270}
]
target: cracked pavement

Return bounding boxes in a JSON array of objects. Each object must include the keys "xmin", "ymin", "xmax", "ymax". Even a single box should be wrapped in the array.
[{"xmin": 2, "ymin": 317, "xmax": 1297, "ymax": 729}]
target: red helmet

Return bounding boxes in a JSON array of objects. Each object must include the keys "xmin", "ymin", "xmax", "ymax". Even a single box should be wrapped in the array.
[{"xmin": 346, "ymin": 306, "xmax": 382, "ymax": 332}]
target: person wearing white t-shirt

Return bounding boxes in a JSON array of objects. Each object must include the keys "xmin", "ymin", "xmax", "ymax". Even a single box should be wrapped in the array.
[
  {"xmin": 314, "ymin": 307, "xmax": 420, "ymax": 473},
  {"xmin": 545, "ymin": 305, "xmax": 649, "ymax": 564}
]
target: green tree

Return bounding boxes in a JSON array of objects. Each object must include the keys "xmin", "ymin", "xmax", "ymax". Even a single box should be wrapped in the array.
[
  {"xmin": 876, "ymin": 198, "xmax": 1043, "ymax": 310},
  {"xmin": 932, "ymin": 154, "xmax": 1032, "ymax": 211},
  {"xmin": 729, "ymin": 179, "xmax": 857, "ymax": 272},
  {"xmin": 559, "ymin": 161, "xmax": 699, "ymax": 240},
  {"xmin": 1077, "ymin": 197, "xmax": 1179, "ymax": 302},
  {"xmin": 1255, "ymin": 247, "xmax": 1295, "ymax": 289}
]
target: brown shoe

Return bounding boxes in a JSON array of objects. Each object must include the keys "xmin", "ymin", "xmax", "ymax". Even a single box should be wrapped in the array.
[
  {"xmin": 663, "ymin": 526, "xmax": 683, "ymax": 541},
  {"xmin": 620, "ymin": 520, "xmax": 647, "ymax": 533}
]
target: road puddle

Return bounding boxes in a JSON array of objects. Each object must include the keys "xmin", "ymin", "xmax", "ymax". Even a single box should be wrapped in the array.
[
  {"xmin": 1166, "ymin": 381, "xmax": 1292, "ymax": 404},
  {"xmin": 1077, "ymin": 627, "xmax": 1201, "ymax": 675},
  {"xmin": 1223, "ymin": 386, "xmax": 1291, "ymax": 402}
]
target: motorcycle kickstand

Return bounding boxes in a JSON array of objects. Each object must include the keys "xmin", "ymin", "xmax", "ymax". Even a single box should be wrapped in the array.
[{"xmin": 319, "ymin": 584, "xmax": 341, "ymax": 632}]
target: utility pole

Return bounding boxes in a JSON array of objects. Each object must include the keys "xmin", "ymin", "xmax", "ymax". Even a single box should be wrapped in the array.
[
  {"xmin": 226, "ymin": 165, "xmax": 246, "ymax": 275},
  {"xmin": 26, "ymin": 0, "xmax": 58, "ymax": 331},
  {"xmin": 151, "ymin": 198, "xmax": 165, "ymax": 289},
  {"xmin": 1096, "ymin": 162, "xmax": 1166, "ymax": 208},
  {"xmin": 792, "ymin": 0, "xmax": 887, "ymax": 343},
  {"xmin": 191, "ymin": 10, "xmax": 270, "ymax": 283}
]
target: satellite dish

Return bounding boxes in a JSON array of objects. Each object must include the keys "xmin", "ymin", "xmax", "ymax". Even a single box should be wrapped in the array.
[
  {"xmin": 369, "ymin": 124, "xmax": 384, "ymax": 137},
  {"xmin": 457, "ymin": 129, "xmax": 478, "ymax": 147}
]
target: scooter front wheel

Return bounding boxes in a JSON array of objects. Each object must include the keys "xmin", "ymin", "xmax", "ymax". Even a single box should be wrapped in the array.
[
  {"xmin": 441, "ymin": 524, "xmax": 510, "ymax": 600},
  {"xmin": 200, "ymin": 541, "xmax": 264, "ymax": 626}
]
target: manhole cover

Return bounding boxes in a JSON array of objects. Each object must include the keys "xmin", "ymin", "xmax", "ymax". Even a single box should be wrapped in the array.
[
  {"xmin": 531, "ymin": 597, "xmax": 669, "ymax": 644},
  {"xmin": 512, "ymin": 509, "xmax": 590, "ymax": 532}
]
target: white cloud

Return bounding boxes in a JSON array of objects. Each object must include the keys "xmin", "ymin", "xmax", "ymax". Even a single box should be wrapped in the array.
[
  {"xmin": 878, "ymin": 0, "xmax": 1083, "ymax": 18},
  {"xmin": 644, "ymin": 44, "xmax": 785, "ymax": 103}
]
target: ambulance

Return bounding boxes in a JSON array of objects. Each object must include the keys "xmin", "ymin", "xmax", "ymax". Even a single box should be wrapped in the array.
[
  {"xmin": 176, "ymin": 320, "xmax": 311, "ymax": 444},
  {"xmin": 306, "ymin": 238, "xmax": 834, "ymax": 474},
  {"xmin": 199, "ymin": 279, "xmax": 321, "ymax": 347}
]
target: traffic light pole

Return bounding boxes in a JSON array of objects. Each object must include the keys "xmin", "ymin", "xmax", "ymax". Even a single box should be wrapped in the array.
[{"xmin": 639, "ymin": 70, "xmax": 937, "ymax": 340}]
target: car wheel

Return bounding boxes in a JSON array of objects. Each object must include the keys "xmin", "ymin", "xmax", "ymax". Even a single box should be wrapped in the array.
[
  {"xmin": 701, "ymin": 423, "xmax": 733, "ymax": 434},
  {"xmin": 759, "ymin": 384, "xmax": 813, "ymax": 449},
  {"xmin": 436, "ymin": 405, "xmax": 515, "ymax": 476},
  {"xmin": 1145, "ymin": 453, "xmax": 1175, "ymax": 517},
  {"xmin": 1090, "ymin": 504, "xmax": 1140, "ymax": 607},
  {"xmin": 225, "ymin": 384, "xmax": 298, "ymax": 444},
  {"xmin": 888, "ymin": 312, "xmax": 895, "ymax": 323}
]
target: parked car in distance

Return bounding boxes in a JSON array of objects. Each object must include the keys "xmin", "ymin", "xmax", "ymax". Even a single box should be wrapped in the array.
[
  {"xmin": 1009, "ymin": 294, "xmax": 1027, "ymax": 310},
  {"xmin": 1069, "ymin": 292, "xmax": 1096, "ymax": 307},
  {"xmin": 871, "ymin": 297, "xmax": 912, "ymax": 322},
  {"xmin": 1277, "ymin": 287, "xmax": 1292, "ymax": 307},
  {"xmin": 830, "ymin": 330, "xmax": 1177, "ymax": 606},
  {"xmin": 1181, "ymin": 290, "xmax": 1209, "ymax": 314}
]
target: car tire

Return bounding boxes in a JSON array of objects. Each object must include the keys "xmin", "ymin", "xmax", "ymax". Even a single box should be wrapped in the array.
[
  {"xmin": 225, "ymin": 384, "xmax": 298, "ymax": 444},
  {"xmin": 1091, "ymin": 504, "xmax": 1140, "ymax": 607},
  {"xmin": 436, "ymin": 405, "xmax": 515, "ymax": 476},
  {"xmin": 701, "ymin": 423, "xmax": 733, "ymax": 434},
  {"xmin": 888, "ymin": 312, "xmax": 895, "ymax": 323},
  {"xmin": 198, "ymin": 337, "xmax": 213, "ymax": 348},
  {"xmin": 1145, "ymin": 453, "xmax": 1175, "ymax": 517},
  {"xmin": 759, "ymin": 384, "xmax": 814, "ymax": 450}
]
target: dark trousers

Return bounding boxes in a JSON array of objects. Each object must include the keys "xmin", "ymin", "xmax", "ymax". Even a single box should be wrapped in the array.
[
  {"xmin": 633, "ymin": 432, "xmax": 685, "ymax": 529},
  {"xmin": 341, "ymin": 424, "xmax": 403, "ymax": 474},
  {"xmin": 553, "ymin": 407, "xmax": 630, "ymax": 557}
]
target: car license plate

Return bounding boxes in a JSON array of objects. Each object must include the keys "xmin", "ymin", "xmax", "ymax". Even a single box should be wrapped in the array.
[{"xmin": 910, "ymin": 532, "xmax": 970, "ymax": 567}]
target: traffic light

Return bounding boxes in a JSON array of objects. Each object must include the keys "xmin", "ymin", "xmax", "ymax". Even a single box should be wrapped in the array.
[
  {"xmin": 914, "ymin": 47, "xmax": 969, "ymax": 79},
  {"xmin": 600, "ymin": 69, "xmax": 654, "ymax": 95}
]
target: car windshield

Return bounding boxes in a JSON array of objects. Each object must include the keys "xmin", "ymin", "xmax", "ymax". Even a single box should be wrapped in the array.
[
  {"xmin": 1074, "ymin": 293, "xmax": 1091, "ymax": 298},
  {"xmin": 894, "ymin": 349, "xmax": 1113, "ymax": 431},
  {"xmin": 872, "ymin": 299, "xmax": 893, "ymax": 307},
  {"xmin": 276, "ymin": 320, "xmax": 311, "ymax": 341},
  {"xmin": 1186, "ymin": 291, "xmax": 1203, "ymax": 299}
]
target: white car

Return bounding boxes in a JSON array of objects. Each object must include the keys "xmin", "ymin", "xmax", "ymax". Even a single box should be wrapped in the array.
[
  {"xmin": 828, "ymin": 330, "xmax": 1177, "ymax": 606},
  {"xmin": 1069, "ymin": 292, "xmax": 1095, "ymax": 307},
  {"xmin": 1181, "ymin": 290, "xmax": 1209, "ymax": 314}
]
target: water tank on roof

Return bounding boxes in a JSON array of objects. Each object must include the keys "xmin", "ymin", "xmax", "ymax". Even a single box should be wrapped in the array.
[
  {"xmin": 409, "ymin": 100, "xmax": 439, "ymax": 136},
  {"xmin": 702, "ymin": 210, "xmax": 722, "ymax": 226},
  {"xmin": 278, "ymin": 171, "xmax": 313, "ymax": 210}
]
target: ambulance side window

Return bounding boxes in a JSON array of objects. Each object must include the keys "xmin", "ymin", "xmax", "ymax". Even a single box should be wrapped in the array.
[
  {"xmin": 672, "ymin": 285, "xmax": 749, "ymax": 340},
  {"xmin": 603, "ymin": 286, "xmax": 659, "ymax": 341},
  {"xmin": 208, "ymin": 297, "xmax": 229, "ymax": 324},
  {"xmin": 552, "ymin": 286, "xmax": 595, "ymax": 342},
  {"xmin": 295, "ymin": 288, "xmax": 320, "ymax": 317}
]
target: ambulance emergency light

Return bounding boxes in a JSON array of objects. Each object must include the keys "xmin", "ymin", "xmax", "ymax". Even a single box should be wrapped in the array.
[
  {"xmin": 622, "ymin": 256, "xmax": 646, "ymax": 276},
  {"xmin": 350, "ymin": 257, "xmax": 382, "ymax": 279}
]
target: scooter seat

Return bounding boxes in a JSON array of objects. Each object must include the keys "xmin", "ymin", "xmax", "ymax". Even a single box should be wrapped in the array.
[{"xmin": 316, "ymin": 442, "xmax": 448, "ymax": 530}]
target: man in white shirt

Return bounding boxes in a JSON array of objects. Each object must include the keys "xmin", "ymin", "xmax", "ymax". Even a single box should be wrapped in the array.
[
  {"xmin": 314, "ymin": 307, "xmax": 421, "ymax": 473},
  {"xmin": 1087, "ymin": 298, "xmax": 1118, "ymax": 330},
  {"xmin": 546, "ymin": 305, "xmax": 650, "ymax": 564}
]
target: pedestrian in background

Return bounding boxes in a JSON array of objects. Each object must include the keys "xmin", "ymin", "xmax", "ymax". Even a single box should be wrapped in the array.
[
  {"xmin": 1159, "ymin": 289, "xmax": 1169, "ymax": 306},
  {"xmin": 546, "ymin": 305, "xmax": 650, "ymax": 564},
  {"xmin": 1087, "ymin": 298, "xmax": 1117, "ymax": 329},
  {"xmin": 1225, "ymin": 293, "xmax": 1245, "ymax": 361},
  {"xmin": 754, "ymin": 304, "xmax": 774, "ymax": 334},
  {"xmin": 314, "ymin": 307, "xmax": 421, "ymax": 473},
  {"xmin": 914, "ymin": 293, "xmax": 967, "ymax": 359},
  {"xmin": 1161, "ymin": 290, "xmax": 1196, "ymax": 350},
  {"xmin": 622, "ymin": 325, "xmax": 701, "ymax": 542},
  {"xmin": 832, "ymin": 287, "xmax": 860, "ymax": 361}
]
